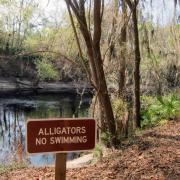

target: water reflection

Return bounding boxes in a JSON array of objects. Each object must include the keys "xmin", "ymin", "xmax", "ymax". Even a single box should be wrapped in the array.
[{"xmin": 0, "ymin": 94, "xmax": 91, "ymax": 166}]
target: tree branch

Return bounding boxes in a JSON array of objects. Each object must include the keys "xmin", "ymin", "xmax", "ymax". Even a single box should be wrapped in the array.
[
  {"xmin": 66, "ymin": 0, "xmax": 90, "ymax": 38},
  {"xmin": 65, "ymin": 0, "xmax": 81, "ymax": 21},
  {"xmin": 88, "ymin": 0, "xmax": 91, "ymax": 32},
  {"xmin": 65, "ymin": 0, "xmax": 97, "ymax": 89},
  {"xmin": 93, "ymin": 0, "xmax": 102, "ymax": 46},
  {"xmin": 0, "ymin": 50, "xmax": 79, "ymax": 66},
  {"xmin": 100, "ymin": 0, "xmax": 104, "ymax": 23},
  {"xmin": 72, "ymin": 0, "xmax": 79, "ymax": 9},
  {"xmin": 125, "ymin": 0, "xmax": 133, "ymax": 10}
]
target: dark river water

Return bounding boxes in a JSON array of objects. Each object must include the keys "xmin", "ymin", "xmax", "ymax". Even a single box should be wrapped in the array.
[{"xmin": 0, "ymin": 93, "xmax": 91, "ymax": 166}]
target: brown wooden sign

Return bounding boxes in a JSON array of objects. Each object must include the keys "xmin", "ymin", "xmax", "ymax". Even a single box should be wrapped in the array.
[{"xmin": 26, "ymin": 118, "xmax": 96, "ymax": 154}]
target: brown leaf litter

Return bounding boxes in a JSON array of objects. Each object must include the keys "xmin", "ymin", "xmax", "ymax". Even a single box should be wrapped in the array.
[{"xmin": 1, "ymin": 120, "xmax": 180, "ymax": 180}]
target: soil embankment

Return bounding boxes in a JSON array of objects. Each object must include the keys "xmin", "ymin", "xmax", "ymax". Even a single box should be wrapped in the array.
[{"xmin": 0, "ymin": 78, "xmax": 92, "ymax": 95}]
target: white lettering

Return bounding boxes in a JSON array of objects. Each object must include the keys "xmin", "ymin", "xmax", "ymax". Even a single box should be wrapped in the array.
[
  {"xmin": 81, "ymin": 127, "xmax": 86, "ymax": 134},
  {"xmin": 55, "ymin": 137, "xmax": 61, "ymax": 143},
  {"xmin": 36, "ymin": 137, "xmax": 47, "ymax": 145},
  {"xmin": 61, "ymin": 127, "xmax": 67, "ymax": 134},
  {"xmin": 38, "ymin": 128, "xmax": 44, "ymax": 135},
  {"xmin": 50, "ymin": 137, "xmax": 55, "ymax": 144}
]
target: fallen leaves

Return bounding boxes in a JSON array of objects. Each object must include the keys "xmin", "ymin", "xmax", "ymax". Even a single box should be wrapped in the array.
[{"xmin": 1, "ymin": 120, "xmax": 180, "ymax": 180}]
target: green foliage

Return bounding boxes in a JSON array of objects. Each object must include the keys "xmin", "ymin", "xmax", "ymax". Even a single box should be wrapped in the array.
[
  {"xmin": 93, "ymin": 144, "xmax": 103, "ymax": 160},
  {"xmin": 112, "ymin": 98, "xmax": 127, "ymax": 120},
  {"xmin": 35, "ymin": 59, "xmax": 59, "ymax": 81},
  {"xmin": 0, "ymin": 0, "xmax": 11, "ymax": 5},
  {"xmin": 111, "ymin": 98, "xmax": 130, "ymax": 139},
  {"xmin": 100, "ymin": 132, "xmax": 111, "ymax": 146},
  {"xmin": 0, "ymin": 0, "xmax": 39, "ymax": 53},
  {"xmin": 156, "ymin": 95, "xmax": 180, "ymax": 118},
  {"xmin": 141, "ymin": 94, "xmax": 180, "ymax": 128}
]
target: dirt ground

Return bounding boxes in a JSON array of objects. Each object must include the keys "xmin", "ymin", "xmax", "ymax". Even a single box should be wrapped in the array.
[{"xmin": 1, "ymin": 120, "xmax": 180, "ymax": 180}]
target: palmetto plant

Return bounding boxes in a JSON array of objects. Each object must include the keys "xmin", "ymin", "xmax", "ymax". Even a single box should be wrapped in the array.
[
  {"xmin": 156, "ymin": 94, "xmax": 180, "ymax": 119},
  {"xmin": 141, "ymin": 94, "xmax": 180, "ymax": 128}
]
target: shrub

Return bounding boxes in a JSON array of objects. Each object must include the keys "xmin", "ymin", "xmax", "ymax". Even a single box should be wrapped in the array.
[
  {"xmin": 141, "ymin": 93, "xmax": 180, "ymax": 128},
  {"xmin": 35, "ymin": 59, "xmax": 59, "ymax": 81},
  {"xmin": 112, "ymin": 98, "xmax": 130, "ymax": 138},
  {"xmin": 93, "ymin": 144, "xmax": 103, "ymax": 160},
  {"xmin": 112, "ymin": 98, "xmax": 127, "ymax": 121},
  {"xmin": 100, "ymin": 132, "xmax": 111, "ymax": 146}
]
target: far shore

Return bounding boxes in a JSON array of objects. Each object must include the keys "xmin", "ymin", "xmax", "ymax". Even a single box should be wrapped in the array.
[{"xmin": 0, "ymin": 78, "xmax": 92, "ymax": 95}]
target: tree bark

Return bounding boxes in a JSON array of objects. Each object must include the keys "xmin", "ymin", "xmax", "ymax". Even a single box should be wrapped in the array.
[
  {"xmin": 132, "ymin": 2, "xmax": 141, "ymax": 128},
  {"xmin": 125, "ymin": 0, "xmax": 141, "ymax": 128},
  {"xmin": 65, "ymin": 0, "xmax": 117, "ymax": 146},
  {"xmin": 106, "ymin": 0, "xmax": 118, "ymax": 63},
  {"xmin": 118, "ymin": 0, "xmax": 127, "ymax": 98},
  {"xmin": 93, "ymin": 0, "xmax": 116, "ymax": 140}
]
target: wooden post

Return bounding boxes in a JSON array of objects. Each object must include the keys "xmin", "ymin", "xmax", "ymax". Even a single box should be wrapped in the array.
[{"xmin": 55, "ymin": 153, "xmax": 67, "ymax": 180}]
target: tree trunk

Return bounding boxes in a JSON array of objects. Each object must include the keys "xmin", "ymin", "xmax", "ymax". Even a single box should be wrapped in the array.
[
  {"xmin": 92, "ymin": 0, "xmax": 116, "ymax": 144},
  {"xmin": 132, "ymin": 2, "xmax": 141, "ymax": 128},
  {"xmin": 118, "ymin": 0, "xmax": 127, "ymax": 98},
  {"xmin": 66, "ymin": 0, "xmax": 117, "ymax": 146},
  {"xmin": 94, "ymin": 46, "xmax": 116, "ymax": 143},
  {"xmin": 106, "ymin": 0, "xmax": 118, "ymax": 63}
]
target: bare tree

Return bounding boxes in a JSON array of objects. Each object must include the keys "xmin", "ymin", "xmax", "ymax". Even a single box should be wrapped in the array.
[
  {"xmin": 125, "ymin": 0, "xmax": 141, "ymax": 128},
  {"xmin": 118, "ymin": 0, "xmax": 128, "ymax": 97},
  {"xmin": 65, "ymin": 0, "xmax": 117, "ymax": 146}
]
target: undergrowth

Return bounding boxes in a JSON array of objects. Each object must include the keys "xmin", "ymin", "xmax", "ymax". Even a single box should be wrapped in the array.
[
  {"xmin": 93, "ymin": 144, "xmax": 103, "ymax": 160},
  {"xmin": 141, "ymin": 93, "xmax": 180, "ymax": 129}
]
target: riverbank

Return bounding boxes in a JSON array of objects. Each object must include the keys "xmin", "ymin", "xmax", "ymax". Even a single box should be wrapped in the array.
[
  {"xmin": 1, "ymin": 119, "xmax": 179, "ymax": 179},
  {"xmin": 0, "ymin": 78, "xmax": 92, "ymax": 95}
]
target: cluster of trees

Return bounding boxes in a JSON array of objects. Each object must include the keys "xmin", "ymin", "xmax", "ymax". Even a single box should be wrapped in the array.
[
  {"xmin": 0, "ymin": 0, "xmax": 39, "ymax": 54},
  {"xmin": 0, "ymin": 0, "xmax": 82, "ymax": 81},
  {"xmin": 0, "ymin": 0, "xmax": 179, "ymax": 147},
  {"xmin": 64, "ymin": 0, "xmax": 180, "ymax": 146}
]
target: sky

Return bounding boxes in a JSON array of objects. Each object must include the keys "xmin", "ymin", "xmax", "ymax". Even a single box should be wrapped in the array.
[
  {"xmin": 39, "ymin": 0, "xmax": 66, "ymax": 19},
  {"xmin": 143, "ymin": 0, "xmax": 180, "ymax": 25},
  {"xmin": 39, "ymin": 0, "xmax": 180, "ymax": 25}
]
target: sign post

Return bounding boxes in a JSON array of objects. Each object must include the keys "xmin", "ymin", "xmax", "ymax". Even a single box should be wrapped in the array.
[
  {"xmin": 26, "ymin": 118, "xmax": 96, "ymax": 179},
  {"xmin": 55, "ymin": 153, "xmax": 66, "ymax": 180}
]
